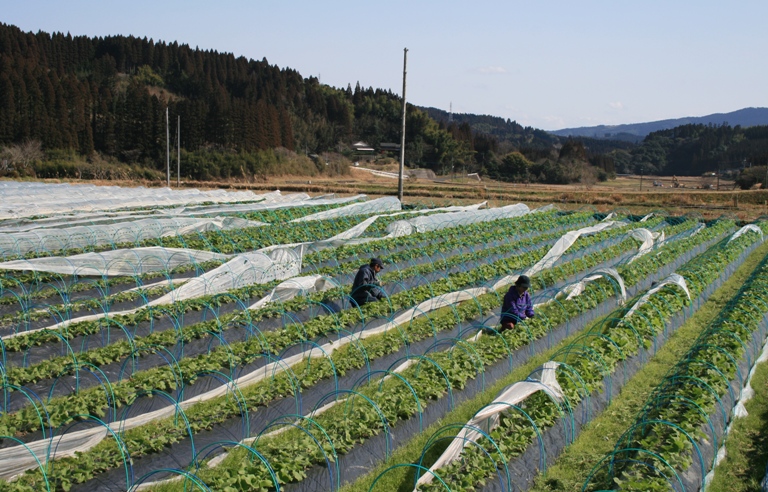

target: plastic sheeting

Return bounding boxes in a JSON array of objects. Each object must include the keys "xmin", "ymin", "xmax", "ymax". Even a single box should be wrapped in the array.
[
  {"xmin": 562, "ymin": 268, "xmax": 627, "ymax": 304},
  {"xmin": 289, "ymin": 196, "xmax": 401, "ymax": 222},
  {"xmin": 259, "ymin": 202, "xmax": 505, "ymax": 256},
  {"xmin": 414, "ymin": 361, "xmax": 564, "ymax": 487},
  {"xmin": 623, "ymin": 273, "xmax": 691, "ymax": 318},
  {"xmin": 524, "ymin": 221, "xmax": 625, "ymax": 277},
  {"xmin": 1, "ymin": 249, "xmax": 301, "ymax": 342},
  {"xmin": 729, "ymin": 224, "xmax": 764, "ymax": 243},
  {"xmin": 385, "ymin": 203, "xmax": 530, "ymax": 236},
  {"xmin": 249, "ymin": 275, "xmax": 338, "ymax": 310},
  {"xmin": 0, "ymin": 182, "xmax": 286, "ymax": 220},
  {"xmin": 0, "ymin": 247, "xmax": 228, "ymax": 276},
  {"xmin": 0, "ymin": 217, "xmax": 268, "ymax": 257},
  {"xmin": 149, "ymin": 249, "xmax": 301, "ymax": 305},
  {"xmin": 627, "ymin": 228, "xmax": 664, "ymax": 263}
]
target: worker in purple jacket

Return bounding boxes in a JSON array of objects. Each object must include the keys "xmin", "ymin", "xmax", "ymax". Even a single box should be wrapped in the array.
[{"xmin": 499, "ymin": 275, "xmax": 534, "ymax": 332}]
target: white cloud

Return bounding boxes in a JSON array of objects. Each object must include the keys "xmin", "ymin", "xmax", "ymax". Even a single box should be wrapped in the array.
[
  {"xmin": 609, "ymin": 101, "xmax": 624, "ymax": 110},
  {"xmin": 475, "ymin": 66, "xmax": 508, "ymax": 74}
]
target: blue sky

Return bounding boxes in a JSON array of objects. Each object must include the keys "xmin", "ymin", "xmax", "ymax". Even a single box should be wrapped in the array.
[{"xmin": 4, "ymin": 1, "xmax": 767, "ymax": 130}]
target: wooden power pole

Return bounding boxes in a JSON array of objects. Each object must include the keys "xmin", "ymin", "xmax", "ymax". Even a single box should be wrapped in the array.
[
  {"xmin": 398, "ymin": 48, "xmax": 408, "ymax": 203},
  {"xmin": 177, "ymin": 115, "xmax": 181, "ymax": 187},
  {"xmin": 165, "ymin": 107, "xmax": 170, "ymax": 188}
]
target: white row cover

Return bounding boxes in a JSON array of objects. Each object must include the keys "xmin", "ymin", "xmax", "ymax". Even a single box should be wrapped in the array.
[
  {"xmin": 0, "ymin": 194, "xmax": 367, "ymax": 232},
  {"xmin": 1, "ymin": 249, "xmax": 301, "ymax": 342},
  {"xmin": 150, "ymin": 249, "xmax": 301, "ymax": 305},
  {"xmin": 729, "ymin": 224, "xmax": 764, "ymax": 243},
  {"xmin": 289, "ymin": 196, "xmax": 401, "ymax": 222},
  {"xmin": 0, "ymin": 247, "xmax": 228, "ymax": 276},
  {"xmin": 248, "ymin": 275, "xmax": 338, "ymax": 310},
  {"xmin": 623, "ymin": 273, "xmax": 691, "ymax": 319},
  {"xmin": 259, "ymin": 201, "xmax": 499, "ymax": 256},
  {"xmin": 415, "ymin": 362, "xmax": 565, "ymax": 487},
  {"xmin": 561, "ymin": 267, "xmax": 627, "ymax": 304},
  {"xmin": 523, "ymin": 221, "xmax": 626, "ymax": 277},
  {"xmin": 487, "ymin": 221, "xmax": 626, "ymax": 293},
  {"xmin": 170, "ymin": 193, "xmax": 367, "ymax": 218},
  {"xmin": 0, "ymin": 182, "xmax": 290, "ymax": 220},
  {"xmin": 385, "ymin": 203, "xmax": 530, "ymax": 236},
  {"xmin": 0, "ymin": 217, "xmax": 268, "ymax": 257},
  {"xmin": 627, "ymin": 228, "xmax": 664, "ymax": 263}
]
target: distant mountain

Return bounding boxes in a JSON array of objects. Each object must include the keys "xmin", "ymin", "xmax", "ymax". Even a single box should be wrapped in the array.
[{"xmin": 551, "ymin": 107, "xmax": 768, "ymax": 141}]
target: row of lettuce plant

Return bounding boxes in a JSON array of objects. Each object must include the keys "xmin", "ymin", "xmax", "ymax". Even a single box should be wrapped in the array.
[
  {"xmin": 134, "ymin": 221, "xmax": 755, "ymax": 492},
  {"xmin": 404, "ymin": 224, "xmax": 765, "ymax": 491},
  {"xmin": 581, "ymin": 237, "xmax": 768, "ymax": 491},
  {"xmin": 0, "ymin": 208, "xmax": 579, "ymax": 303},
  {"xmin": 2, "ymin": 202, "xmax": 473, "ymax": 262},
  {"xmin": 0, "ymin": 208, "xmax": 574, "ymax": 321},
  {"xmin": 0, "ymin": 213, "xmax": 653, "ymax": 357},
  {"xmin": 0, "ymin": 219, "xmax": 724, "ymax": 492},
  {"xmin": 0, "ymin": 198, "xmax": 382, "ymax": 261},
  {"xmin": 0, "ymin": 215, "xmax": 661, "ymax": 437},
  {"xmin": 0, "ymin": 210, "xmax": 594, "ymax": 327}
]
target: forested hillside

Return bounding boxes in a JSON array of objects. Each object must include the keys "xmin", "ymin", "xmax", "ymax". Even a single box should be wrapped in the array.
[
  {"xmin": 0, "ymin": 23, "xmax": 496, "ymax": 179},
  {"xmin": 7, "ymin": 23, "xmax": 764, "ymax": 186},
  {"xmin": 624, "ymin": 124, "xmax": 768, "ymax": 177}
]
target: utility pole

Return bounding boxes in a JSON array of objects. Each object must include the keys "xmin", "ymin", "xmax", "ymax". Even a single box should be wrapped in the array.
[
  {"xmin": 165, "ymin": 107, "xmax": 170, "ymax": 188},
  {"xmin": 177, "ymin": 115, "xmax": 181, "ymax": 187},
  {"xmin": 398, "ymin": 48, "xmax": 408, "ymax": 203},
  {"xmin": 716, "ymin": 166, "xmax": 720, "ymax": 191}
]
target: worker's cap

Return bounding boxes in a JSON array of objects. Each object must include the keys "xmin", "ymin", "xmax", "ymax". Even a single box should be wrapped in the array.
[
  {"xmin": 515, "ymin": 275, "xmax": 531, "ymax": 288},
  {"xmin": 370, "ymin": 258, "xmax": 384, "ymax": 268}
]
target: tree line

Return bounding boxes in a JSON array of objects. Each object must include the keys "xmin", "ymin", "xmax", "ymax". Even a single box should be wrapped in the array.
[{"xmin": 10, "ymin": 23, "xmax": 763, "ymax": 186}]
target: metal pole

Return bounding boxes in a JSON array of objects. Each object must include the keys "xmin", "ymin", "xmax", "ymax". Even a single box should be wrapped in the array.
[
  {"xmin": 177, "ymin": 115, "xmax": 181, "ymax": 187},
  {"xmin": 166, "ymin": 107, "xmax": 170, "ymax": 188},
  {"xmin": 398, "ymin": 48, "xmax": 408, "ymax": 203}
]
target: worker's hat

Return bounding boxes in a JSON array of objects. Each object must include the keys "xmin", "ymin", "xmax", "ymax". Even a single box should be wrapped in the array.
[{"xmin": 515, "ymin": 275, "xmax": 531, "ymax": 288}]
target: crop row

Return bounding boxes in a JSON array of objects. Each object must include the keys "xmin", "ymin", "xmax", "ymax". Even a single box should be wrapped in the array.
[
  {"xmin": 400, "ymin": 224, "xmax": 765, "ymax": 491},
  {"xmin": 583, "ymin": 235, "xmax": 768, "ymax": 490},
  {"xmin": 0, "ymin": 208, "xmax": 583, "ymax": 305},
  {"xmin": 0, "ymin": 215, "xmax": 668, "ymax": 436},
  {"xmin": 0, "ymin": 209, "xmax": 594, "ymax": 326},
  {"xmin": 149, "ymin": 222, "xmax": 758, "ymax": 491},
  {"xmin": 0, "ymin": 219, "xmax": 736, "ymax": 492}
]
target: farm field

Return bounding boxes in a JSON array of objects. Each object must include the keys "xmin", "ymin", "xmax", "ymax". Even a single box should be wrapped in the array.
[{"xmin": 0, "ymin": 180, "xmax": 767, "ymax": 492}]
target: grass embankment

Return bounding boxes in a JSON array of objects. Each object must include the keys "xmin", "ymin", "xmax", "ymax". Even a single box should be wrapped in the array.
[
  {"xmin": 527, "ymin": 239, "xmax": 768, "ymax": 492},
  {"xmin": 707, "ymin": 350, "xmax": 768, "ymax": 491}
]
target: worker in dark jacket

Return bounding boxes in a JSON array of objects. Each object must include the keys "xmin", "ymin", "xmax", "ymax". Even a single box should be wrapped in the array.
[
  {"xmin": 351, "ymin": 258, "xmax": 385, "ymax": 307},
  {"xmin": 499, "ymin": 274, "xmax": 535, "ymax": 332}
]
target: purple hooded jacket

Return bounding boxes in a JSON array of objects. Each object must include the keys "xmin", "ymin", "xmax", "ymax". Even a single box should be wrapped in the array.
[{"xmin": 500, "ymin": 287, "xmax": 534, "ymax": 324}]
